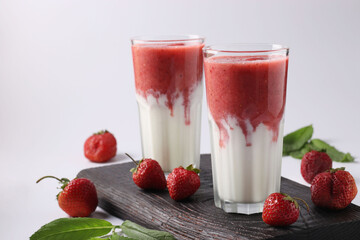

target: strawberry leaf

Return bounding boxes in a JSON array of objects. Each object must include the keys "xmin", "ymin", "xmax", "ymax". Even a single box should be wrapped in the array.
[
  {"xmin": 329, "ymin": 167, "xmax": 346, "ymax": 173},
  {"xmin": 94, "ymin": 130, "xmax": 109, "ymax": 135},
  {"xmin": 185, "ymin": 164, "xmax": 200, "ymax": 174},
  {"xmin": 281, "ymin": 193, "xmax": 299, "ymax": 209},
  {"xmin": 30, "ymin": 218, "xmax": 113, "ymax": 240},
  {"xmin": 130, "ymin": 159, "xmax": 142, "ymax": 173},
  {"xmin": 127, "ymin": 153, "xmax": 142, "ymax": 174}
]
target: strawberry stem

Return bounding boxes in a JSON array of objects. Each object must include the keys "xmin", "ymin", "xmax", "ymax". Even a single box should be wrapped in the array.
[
  {"xmin": 36, "ymin": 176, "xmax": 71, "ymax": 200},
  {"xmin": 125, "ymin": 153, "xmax": 138, "ymax": 166},
  {"xmin": 293, "ymin": 197, "xmax": 310, "ymax": 212},
  {"xmin": 282, "ymin": 193, "xmax": 299, "ymax": 209},
  {"xmin": 36, "ymin": 176, "xmax": 63, "ymax": 183}
]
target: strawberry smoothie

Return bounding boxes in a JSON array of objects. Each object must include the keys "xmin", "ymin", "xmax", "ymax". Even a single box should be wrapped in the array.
[
  {"xmin": 204, "ymin": 45, "xmax": 289, "ymax": 214},
  {"xmin": 131, "ymin": 36, "xmax": 204, "ymax": 172}
]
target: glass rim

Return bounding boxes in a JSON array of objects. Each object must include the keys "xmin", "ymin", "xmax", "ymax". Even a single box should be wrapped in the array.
[
  {"xmin": 131, "ymin": 35, "xmax": 205, "ymax": 44},
  {"xmin": 203, "ymin": 43, "xmax": 289, "ymax": 54}
]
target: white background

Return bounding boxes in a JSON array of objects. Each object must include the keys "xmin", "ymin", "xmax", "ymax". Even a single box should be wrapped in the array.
[{"xmin": 1, "ymin": 0, "xmax": 360, "ymax": 238}]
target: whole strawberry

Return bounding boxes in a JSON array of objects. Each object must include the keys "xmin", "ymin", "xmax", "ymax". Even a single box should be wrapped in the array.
[
  {"xmin": 301, "ymin": 150, "xmax": 332, "ymax": 184},
  {"xmin": 126, "ymin": 153, "xmax": 166, "ymax": 190},
  {"xmin": 167, "ymin": 165, "xmax": 200, "ymax": 201},
  {"xmin": 311, "ymin": 167, "xmax": 358, "ymax": 210},
  {"xmin": 84, "ymin": 130, "xmax": 117, "ymax": 163},
  {"xmin": 37, "ymin": 176, "xmax": 98, "ymax": 217},
  {"xmin": 262, "ymin": 193, "xmax": 308, "ymax": 226}
]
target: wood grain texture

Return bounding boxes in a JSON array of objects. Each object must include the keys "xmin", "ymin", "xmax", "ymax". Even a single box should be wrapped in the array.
[{"xmin": 78, "ymin": 154, "xmax": 360, "ymax": 240}]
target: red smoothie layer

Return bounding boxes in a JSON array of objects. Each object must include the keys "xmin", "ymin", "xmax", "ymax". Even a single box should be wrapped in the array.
[
  {"xmin": 204, "ymin": 55, "xmax": 288, "ymax": 147},
  {"xmin": 132, "ymin": 43, "xmax": 204, "ymax": 125}
]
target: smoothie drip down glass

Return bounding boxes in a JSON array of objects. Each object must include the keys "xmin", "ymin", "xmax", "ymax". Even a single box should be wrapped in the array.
[
  {"xmin": 204, "ymin": 44, "xmax": 289, "ymax": 214},
  {"xmin": 131, "ymin": 36, "xmax": 205, "ymax": 172}
]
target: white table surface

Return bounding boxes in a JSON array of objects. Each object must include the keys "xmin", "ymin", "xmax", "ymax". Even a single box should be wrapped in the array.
[{"xmin": 1, "ymin": 0, "xmax": 360, "ymax": 239}]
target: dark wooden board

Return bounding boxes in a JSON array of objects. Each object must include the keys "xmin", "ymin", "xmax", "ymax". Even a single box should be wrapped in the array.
[{"xmin": 78, "ymin": 154, "xmax": 360, "ymax": 240}]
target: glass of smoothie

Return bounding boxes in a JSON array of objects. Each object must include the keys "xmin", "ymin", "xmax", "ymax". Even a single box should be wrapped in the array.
[
  {"xmin": 131, "ymin": 35, "xmax": 205, "ymax": 172},
  {"xmin": 204, "ymin": 44, "xmax": 289, "ymax": 214}
]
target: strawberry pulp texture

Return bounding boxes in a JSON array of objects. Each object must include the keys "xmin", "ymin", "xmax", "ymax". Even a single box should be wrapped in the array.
[
  {"xmin": 132, "ymin": 43, "xmax": 204, "ymax": 125},
  {"xmin": 204, "ymin": 55, "xmax": 288, "ymax": 147}
]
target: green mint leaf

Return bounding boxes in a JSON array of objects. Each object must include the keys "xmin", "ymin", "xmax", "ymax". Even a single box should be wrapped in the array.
[
  {"xmin": 30, "ymin": 218, "xmax": 113, "ymax": 240},
  {"xmin": 106, "ymin": 231, "xmax": 136, "ymax": 240},
  {"xmin": 110, "ymin": 234, "xmax": 136, "ymax": 240},
  {"xmin": 307, "ymin": 141, "xmax": 323, "ymax": 152},
  {"xmin": 288, "ymin": 143, "xmax": 312, "ymax": 159},
  {"xmin": 288, "ymin": 151, "xmax": 303, "ymax": 159},
  {"xmin": 121, "ymin": 220, "xmax": 176, "ymax": 240},
  {"xmin": 283, "ymin": 125, "xmax": 313, "ymax": 155},
  {"xmin": 343, "ymin": 153, "xmax": 355, "ymax": 162},
  {"xmin": 310, "ymin": 139, "xmax": 355, "ymax": 162}
]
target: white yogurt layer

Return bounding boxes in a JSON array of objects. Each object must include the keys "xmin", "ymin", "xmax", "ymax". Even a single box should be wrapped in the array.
[
  {"xmin": 136, "ymin": 83, "xmax": 203, "ymax": 172},
  {"xmin": 209, "ymin": 115, "xmax": 284, "ymax": 203}
]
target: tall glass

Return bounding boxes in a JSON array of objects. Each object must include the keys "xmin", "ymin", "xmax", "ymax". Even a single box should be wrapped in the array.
[
  {"xmin": 204, "ymin": 44, "xmax": 289, "ymax": 214},
  {"xmin": 131, "ymin": 35, "xmax": 205, "ymax": 172}
]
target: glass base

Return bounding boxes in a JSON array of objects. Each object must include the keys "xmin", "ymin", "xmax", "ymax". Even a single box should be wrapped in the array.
[{"xmin": 214, "ymin": 198, "xmax": 264, "ymax": 214}]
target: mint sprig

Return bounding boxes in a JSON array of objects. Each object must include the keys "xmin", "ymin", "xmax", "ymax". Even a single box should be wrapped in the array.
[
  {"xmin": 30, "ymin": 218, "xmax": 114, "ymax": 240},
  {"xmin": 30, "ymin": 218, "xmax": 175, "ymax": 240},
  {"xmin": 89, "ymin": 232, "xmax": 135, "ymax": 240},
  {"xmin": 121, "ymin": 220, "xmax": 176, "ymax": 240},
  {"xmin": 283, "ymin": 125, "xmax": 313, "ymax": 155},
  {"xmin": 310, "ymin": 139, "xmax": 354, "ymax": 162},
  {"xmin": 283, "ymin": 125, "xmax": 355, "ymax": 162}
]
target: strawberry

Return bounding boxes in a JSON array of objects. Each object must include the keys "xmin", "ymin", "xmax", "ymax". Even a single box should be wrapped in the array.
[
  {"xmin": 301, "ymin": 150, "xmax": 332, "ymax": 184},
  {"xmin": 126, "ymin": 153, "xmax": 166, "ymax": 190},
  {"xmin": 262, "ymin": 193, "xmax": 309, "ymax": 226},
  {"xmin": 167, "ymin": 165, "xmax": 200, "ymax": 201},
  {"xmin": 311, "ymin": 167, "xmax": 358, "ymax": 210},
  {"xmin": 37, "ymin": 176, "xmax": 98, "ymax": 217},
  {"xmin": 84, "ymin": 130, "xmax": 117, "ymax": 163}
]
